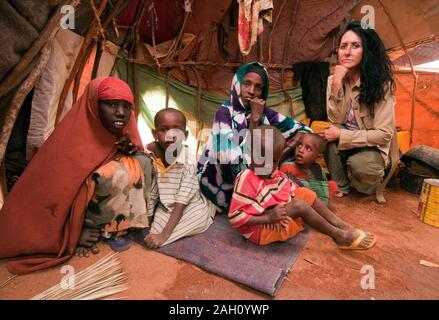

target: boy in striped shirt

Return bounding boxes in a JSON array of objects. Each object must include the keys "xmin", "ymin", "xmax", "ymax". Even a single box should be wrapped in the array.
[{"xmin": 144, "ymin": 109, "xmax": 216, "ymax": 248}]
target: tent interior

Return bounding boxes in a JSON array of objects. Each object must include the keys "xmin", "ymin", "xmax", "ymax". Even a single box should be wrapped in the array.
[{"xmin": 0, "ymin": 0, "xmax": 438, "ymax": 299}]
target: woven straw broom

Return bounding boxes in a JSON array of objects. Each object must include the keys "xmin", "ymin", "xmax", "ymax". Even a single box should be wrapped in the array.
[{"xmin": 31, "ymin": 253, "xmax": 128, "ymax": 300}]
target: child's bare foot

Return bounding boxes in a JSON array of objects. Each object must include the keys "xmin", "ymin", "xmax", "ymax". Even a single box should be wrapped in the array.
[{"xmin": 75, "ymin": 228, "xmax": 100, "ymax": 257}]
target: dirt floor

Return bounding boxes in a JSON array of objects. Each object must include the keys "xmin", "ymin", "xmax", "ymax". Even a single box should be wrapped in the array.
[{"xmin": 1, "ymin": 185, "xmax": 439, "ymax": 300}]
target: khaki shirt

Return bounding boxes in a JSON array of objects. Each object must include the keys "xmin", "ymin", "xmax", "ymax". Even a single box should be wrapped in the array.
[{"xmin": 326, "ymin": 75, "xmax": 396, "ymax": 165}]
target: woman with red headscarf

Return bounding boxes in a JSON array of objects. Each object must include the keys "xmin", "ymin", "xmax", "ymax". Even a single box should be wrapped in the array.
[{"xmin": 0, "ymin": 77, "xmax": 152, "ymax": 275}]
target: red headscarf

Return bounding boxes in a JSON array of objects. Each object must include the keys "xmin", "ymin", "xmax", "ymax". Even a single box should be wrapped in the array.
[
  {"xmin": 98, "ymin": 77, "xmax": 134, "ymax": 104},
  {"xmin": 0, "ymin": 77, "xmax": 143, "ymax": 274}
]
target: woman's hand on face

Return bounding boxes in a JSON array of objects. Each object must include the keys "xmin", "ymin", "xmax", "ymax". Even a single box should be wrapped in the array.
[
  {"xmin": 332, "ymin": 65, "xmax": 350, "ymax": 92},
  {"xmin": 320, "ymin": 125, "xmax": 341, "ymax": 142},
  {"xmin": 249, "ymin": 98, "xmax": 266, "ymax": 123},
  {"xmin": 115, "ymin": 135, "xmax": 137, "ymax": 155}
]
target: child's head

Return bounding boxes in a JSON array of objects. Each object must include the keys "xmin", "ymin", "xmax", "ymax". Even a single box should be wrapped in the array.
[
  {"xmin": 152, "ymin": 108, "xmax": 188, "ymax": 152},
  {"xmin": 250, "ymin": 125, "xmax": 286, "ymax": 177},
  {"xmin": 294, "ymin": 133, "xmax": 327, "ymax": 167}
]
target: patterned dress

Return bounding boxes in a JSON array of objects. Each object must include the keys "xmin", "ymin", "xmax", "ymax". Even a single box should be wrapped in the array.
[{"xmin": 84, "ymin": 152, "xmax": 153, "ymax": 238}]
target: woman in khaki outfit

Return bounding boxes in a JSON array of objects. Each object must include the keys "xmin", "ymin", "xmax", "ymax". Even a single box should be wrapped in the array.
[{"xmin": 320, "ymin": 22, "xmax": 396, "ymax": 197}]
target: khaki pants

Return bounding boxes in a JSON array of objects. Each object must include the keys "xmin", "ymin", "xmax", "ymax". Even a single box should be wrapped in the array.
[{"xmin": 325, "ymin": 143, "xmax": 386, "ymax": 195}]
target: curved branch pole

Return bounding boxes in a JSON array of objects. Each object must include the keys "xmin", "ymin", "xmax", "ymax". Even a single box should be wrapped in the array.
[
  {"xmin": 281, "ymin": 0, "xmax": 300, "ymax": 118},
  {"xmin": 378, "ymin": 0, "xmax": 418, "ymax": 144},
  {"xmin": 0, "ymin": 44, "xmax": 52, "ymax": 165},
  {"xmin": 0, "ymin": 0, "xmax": 79, "ymax": 99},
  {"xmin": 376, "ymin": 0, "xmax": 415, "ymax": 203},
  {"xmin": 55, "ymin": 0, "xmax": 109, "ymax": 126}
]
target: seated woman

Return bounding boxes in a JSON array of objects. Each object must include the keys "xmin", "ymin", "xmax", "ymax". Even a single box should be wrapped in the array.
[
  {"xmin": 320, "ymin": 22, "xmax": 396, "ymax": 197},
  {"xmin": 198, "ymin": 62, "xmax": 311, "ymax": 212},
  {"xmin": 0, "ymin": 77, "xmax": 151, "ymax": 274}
]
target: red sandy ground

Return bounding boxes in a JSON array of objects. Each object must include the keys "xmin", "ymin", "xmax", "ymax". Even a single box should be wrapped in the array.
[{"xmin": 1, "ymin": 186, "xmax": 438, "ymax": 300}]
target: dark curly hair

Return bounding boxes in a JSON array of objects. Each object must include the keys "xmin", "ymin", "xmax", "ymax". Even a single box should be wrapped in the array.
[{"xmin": 339, "ymin": 22, "xmax": 395, "ymax": 114}]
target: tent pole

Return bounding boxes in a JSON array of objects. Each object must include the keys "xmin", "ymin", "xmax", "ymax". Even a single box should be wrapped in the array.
[
  {"xmin": 100, "ymin": 0, "xmax": 129, "ymax": 77},
  {"xmin": 192, "ymin": 66, "xmax": 203, "ymax": 137},
  {"xmin": 0, "ymin": 44, "xmax": 51, "ymax": 165},
  {"xmin": 91, "ymin": 40, "xmax": 104, "ymax": 79},
  {"xmin": 0, "ymin": 0, "xmax": 79, "ymax": 99},
  {"xmin": 73, "ymin": 43, "xmax": 96, "ymax": 102},
  {"xmin": 131, "ymin": 1, "xmax": 149, "ymax": 118},
  {"xmin": 378, "ymin": 0, "xmax": 418, "ymax": 145},
  {"xmin": 165, "ymin": 73, "xmax": 170, "ymax": 108},
  {"xmin": 257, "ymin": 35, "xmax": 264, "ymax": 62},
  {"xmin": 280, "ymin": 0, "xmax": 300, "ymax": 118},
  {"xmin": 160, "ymin": 0, "xmax": 194, "ymax": 67},
  {"xmin": 126, "ymin": 59, "xmax": 292, "ymax": 69},
  {"xmin": 55, "ymin": 0, "xmax": 109, "ymax": 126}
]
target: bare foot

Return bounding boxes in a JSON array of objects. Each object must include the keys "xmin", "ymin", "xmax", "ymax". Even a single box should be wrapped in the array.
[
  {"xmin": 75, "ymin": 228, "xmax": 100, "ymax": 258},
  {"xmin": 75, "ymin": 246, "xmax": 90, "ymax": 257}
]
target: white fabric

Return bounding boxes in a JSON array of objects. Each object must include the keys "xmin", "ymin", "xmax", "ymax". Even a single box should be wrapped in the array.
[{"xmin": 26, "ymin": 29, "xmax": 83, "ymax": 160}]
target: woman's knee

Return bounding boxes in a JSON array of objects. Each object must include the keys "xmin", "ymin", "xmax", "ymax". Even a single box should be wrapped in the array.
[
  {"xmin": 347, "ymin": 151, "xmax": 384, "ymax": 177},
  {"xmin": 347, "ymin": 152, "xmax": 385, "ymax": 194}
]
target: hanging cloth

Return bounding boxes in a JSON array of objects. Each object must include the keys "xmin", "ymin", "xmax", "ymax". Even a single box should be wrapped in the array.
[{"xmin": 237, "ymin": 0, "xmax": 273, "ymax": 56}]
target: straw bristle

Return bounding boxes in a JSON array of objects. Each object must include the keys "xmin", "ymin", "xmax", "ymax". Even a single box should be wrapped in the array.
[
  {"xmin": 0, "ymin": 275, "xmax": 17, "ymax": 288},
  {"xmin": 31, "ymin": 253, "xmax": 128, "ymax": 300}
]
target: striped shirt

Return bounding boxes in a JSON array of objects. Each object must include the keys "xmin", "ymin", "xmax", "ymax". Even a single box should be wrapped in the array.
[
  {"xmin": 147, "ymin": 145, "xmax": 216, "ymax": 246},
  {"xmin": 346, "ymin": 105, "xmax": 360, "ymax": 131}
]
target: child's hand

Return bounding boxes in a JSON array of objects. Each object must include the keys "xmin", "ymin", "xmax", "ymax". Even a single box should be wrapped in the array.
[
  {"xmin": 144, "ymin": 233, "xmax": 168, "ymax": 249},
  {"xmin": 269, "ymin": 205, "xmax": 288, "ymax": 223},
  {"xmin": 116, "ymin": 135, "xmax": 137, "ymax": 155}
]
